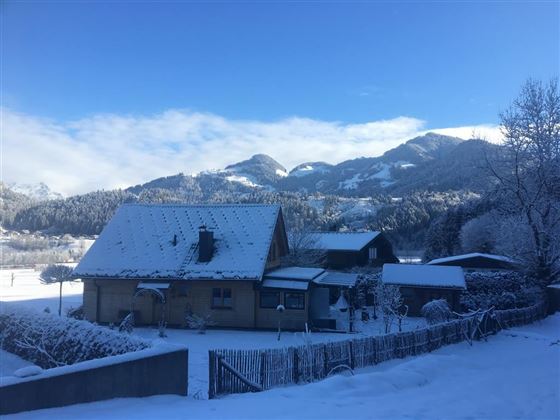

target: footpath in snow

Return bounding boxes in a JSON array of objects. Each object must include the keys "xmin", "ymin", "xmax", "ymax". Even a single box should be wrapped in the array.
[{"xmin": 9, "ymin": 314, "xmax": 560, "ymax": 420}]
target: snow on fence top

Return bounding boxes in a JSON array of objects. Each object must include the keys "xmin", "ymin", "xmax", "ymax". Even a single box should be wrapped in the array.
[
  {"xmin": 308, "ymin": 231, "xmax": 380, "ymax": 251},
  {"xmin": 382, "ymin": 263, "xmax": 466, "ymax": 289},
  {"xmin": 427, "ymin": 253, "xmax": 516, "ymax": 266},
  {"xmin": 73, "ymin": 204, "xmax": 282, "ymax": 281}
]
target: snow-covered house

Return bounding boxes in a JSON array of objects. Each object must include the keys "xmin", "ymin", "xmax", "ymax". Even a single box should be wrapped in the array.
[
  {"xmin": 382, "ymin": 264, "xmax": 466, "ymax": 316},
  {"xmin": 73, "ymin": 203, "xmax": 354, "ymax": 330},
  {"xmin": 427, "ymin": 253, "xmax": 518, "ymax": 272},
  {"xmin": 307, "ymin": 231, "xmax": 399, "ymax": 269}
]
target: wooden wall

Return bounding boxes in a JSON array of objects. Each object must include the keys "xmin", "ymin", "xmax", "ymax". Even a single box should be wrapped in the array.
[
  {"xmin": 83, "ymin": 279, "xmax": 257, "ymax": 328},
  {"xmin": 399, "ymin": 286, "xmax": 462, "ymax": 316},
  {"xmin": 255, "ymin": 290, "xmax": 309, "ymax": 330}
]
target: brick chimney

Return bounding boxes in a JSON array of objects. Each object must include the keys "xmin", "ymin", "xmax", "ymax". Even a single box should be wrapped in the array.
[{"xmin": 198, "ymin": 225, "xmax": 214, "ymax": 262}]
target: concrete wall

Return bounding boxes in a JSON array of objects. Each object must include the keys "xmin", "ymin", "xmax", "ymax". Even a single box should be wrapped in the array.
[{"xmin": 0, "ymin": 348, "xmax": 188, "ymax": 415}]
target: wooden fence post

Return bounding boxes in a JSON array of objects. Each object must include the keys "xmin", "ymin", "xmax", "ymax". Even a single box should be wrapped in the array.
[
  {"xmin": 209, "ymin": 350, "xmax": 218, "ymax": 399},
  {"xmin": 293, "ymin": 348, "xmax": 300, "ymax": 384},
  {"xmin": 323, "ymin": 344, "xmax": 328, "ymax": 378},
  {"xmin": 260, "ymin": 351, "xmax": 266, "ymax": 390},
  {"xmin": 348, "ymin": 340, "xmax": 354, "ymax": 370}
]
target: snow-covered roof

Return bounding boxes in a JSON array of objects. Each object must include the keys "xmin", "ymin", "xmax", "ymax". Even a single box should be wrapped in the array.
[
  {"xmin": 382, "ymin": 264, "xmax": 466, "ymax": 289},
  {"xmin": 264, "ymin": 267, "xmax": 325, "ymax": 281},
  {"xmin": 262, "ymin": 267, "xmax": 358, "ymax": 289},
  {"xmin": 73, "ymin": 204, "xmax": 282, "ymax": 281},
  {"xmin": 427, "ymin": 253, "xmax": 516, "ymax": 266},
  {"xmin": 308, "ymin": 232, "xmax": 380, "ymax": 251},
  {"xmin": 313, "ymin": 272, "xmax": 359, "ymax": 288},
  {"xmin": 261, "ymin": 279, "xmax": 310, "ymax": 291}
]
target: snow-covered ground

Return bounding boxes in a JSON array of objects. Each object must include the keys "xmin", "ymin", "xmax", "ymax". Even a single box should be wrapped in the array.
[
  {"xmin": 0, "ymin": 268, "xmax": 425, "ymax": 396},
  {"xmin": 0, "ymin": 350, "xmax": 35, "ymax": 377},
  {"xmin": 9, "ymin": 315, "xmax": 559, "ymax": 419},
  {"xmin": 0, "ymin": 269, "xmax": 83, "ymax": 314},
  {"xmin": 135, "ymin": 313, "xmax": 426, "ymax": 397}
]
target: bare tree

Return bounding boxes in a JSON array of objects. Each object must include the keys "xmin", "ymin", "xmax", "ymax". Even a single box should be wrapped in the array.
[
  {"xmin": 283, "ymin": 229, "xmax": 326, "ymax": 267},
  {"xmin": 375, "ymin": 283, "xmax": 404, "ymax": 333},
  {"xmin": 40, "ymin": 264, "xmax": 74, "ymax": 316},
  {"xmin": 487, "ymin": 79, "xmax": 560, "ymax": 284}
]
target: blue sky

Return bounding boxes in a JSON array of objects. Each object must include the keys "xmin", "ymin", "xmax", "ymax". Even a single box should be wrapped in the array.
[
  {"xmin": 2, "ymin": 1, "xmax": 559, "ymax": 194},
  {"xmin": 4, "ymin": 1, "xmax": 558, "ymax": 125}
]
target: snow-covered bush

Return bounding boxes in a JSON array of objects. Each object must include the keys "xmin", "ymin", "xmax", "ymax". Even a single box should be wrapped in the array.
[
  {"xmin": 421, "ymin": 299, "xmax": 452, "ymax": 325},
  {"xmin": 185, "ymin": 312, "xmax": 215, "ymax": 334},
  {"xmin": 353, "ymin": 270, "xmax": 381, "ymax": 308},
  {"xmin": 118, "ymin": 312, "xmax": 135, "ymax": 334},
  {"xmin": 66, "ymin": 305, "xmax": 84, "ymax": 320},
  {"xmin": 461, "ymin": 271, "xmax": 544, "ymax": 311},
  {"xmin": 0, "ymin": 308, "xmax": 150, "ymax": 369}
]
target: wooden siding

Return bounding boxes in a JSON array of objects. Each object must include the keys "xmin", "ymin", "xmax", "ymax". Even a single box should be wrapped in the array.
[
  {"xmin": 325, "ymin": 233, "xmax": 399, "ymax": 269},
  {"xmin": 265, "ymin": 212, "xmax": 290, "ymax": 270},
  {"xmin": 399, "ymin": 286, "xmax": 462, "ymax": 316},
  {"xmin": 255, "ymin": 290, "xmax": 309, "ymax": 330},
  {"xmin": 83, "ymin": 279, "xmax": 257, "ymax": 328}
]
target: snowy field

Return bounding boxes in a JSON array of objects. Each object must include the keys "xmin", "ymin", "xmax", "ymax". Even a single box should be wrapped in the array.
[
  {"xmin": 0, "ymin": 268, "xmax": 83, "ymax": 314},
  {"xmin": 135, "ymin": 314, "xmax": 426, "ymax": 397},
  {"xmin": 8, "ymin": 314, "xmax": 559, "ymax": 419}
]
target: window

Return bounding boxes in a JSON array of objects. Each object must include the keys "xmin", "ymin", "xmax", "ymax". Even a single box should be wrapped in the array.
[
  {"xmin": 212, "ymin": 288, "xmax": 233, "ymax": 308},
  {"xmin": 260, "ymin": 291, "xmax": 280, "ymax": 308},
  {"xmin": 284, "ymin": 292, "xmax": 305, "ymax": 310},
  {"xmin": 368, "ymin": 247, "xmax": 377, "ymax": 261}
]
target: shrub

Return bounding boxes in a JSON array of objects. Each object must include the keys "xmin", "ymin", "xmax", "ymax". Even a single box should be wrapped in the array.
[
  {"xmin": 66, "ymin": 305, "xmax": 85, "ymax": 320},
  {"xmin": 0, "ymin": 308, "xmax": 150, "ymax": 369},
  {"xmin": 421, "ymin": 299, "xmax": 452, "ymax": 325},
  {"xmin": 185, "ymin": 312, "xmax": 215, "ymax": 334},
  {"xmin": 460, "ymin": 271, "xmax": 544, "ymax": 311}
]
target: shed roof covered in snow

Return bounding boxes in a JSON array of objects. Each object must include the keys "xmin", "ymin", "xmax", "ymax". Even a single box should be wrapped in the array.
[
  {"xmin": 313, "ymin": 271, "xmax": 359, "ymax": 288},
  {"xmin": 382, "ymin": 264, "xmax": 466, "ymax": 289},
  {"xmin": 427, "ymin": 253, "xmax": 517, "ymax": 270},
  {"xmin": 264, "ymin": 266, "xmax": 325, "ymax": 281},
  {"xmin": 262, "ymin": 267, "xmax": 358, "ymax": 289},
  {"xmin": 308, "ymin": 232, "xmax": 380, "ymax": 251},
  {"xmin": 73, "ymin": 204, "xmax": 285, "ymax": 281}
]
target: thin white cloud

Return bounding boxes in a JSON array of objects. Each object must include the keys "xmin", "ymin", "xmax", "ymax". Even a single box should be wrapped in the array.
[
  {"xmin": 1, "ymin": 107, "xmax": 501, "ymax": 196},
  {"xmin": 428, "ymin": 125, "xmax": 503, "ymax": 143}
]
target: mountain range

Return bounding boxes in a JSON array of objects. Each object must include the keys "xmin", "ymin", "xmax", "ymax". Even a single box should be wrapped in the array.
[
  {"xmin": 2, "ymin": 132, "xmax": 497, "ymax": 249},
  {"xmin": 126, "ymin": 132, "xmax": 495, "ymax": 197}
]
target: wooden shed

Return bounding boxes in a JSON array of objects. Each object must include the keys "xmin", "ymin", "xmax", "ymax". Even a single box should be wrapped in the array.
[
  {"xmin": 382, "ymin": 263, "xmax": 466, "ymax": 316},
  {"xmin": 307, "ymin": 231, "xmax": 399, "ymax": 269}
]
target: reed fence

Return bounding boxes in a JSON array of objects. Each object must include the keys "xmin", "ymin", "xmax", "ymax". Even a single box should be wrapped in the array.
[{"xmin": 208, "ymin": 302, "xmax": 547, "ymax": 399}]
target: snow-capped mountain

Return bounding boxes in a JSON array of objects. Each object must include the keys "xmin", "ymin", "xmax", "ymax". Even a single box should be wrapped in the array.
[
  {"xmin": 289, "ymin": 162, "xmax": 333, "ymax": 178},
  {"xmin": 7, "ymin": 182, "xmax": 64, "ymax": 201},
  {"xmin": 277, "ymin": 132, "xmax": 471, "ymax": 195},
  {"xmin": 127, "ymin": 133, "xmax": 494, "ymax": 197},
  {"xmin": 221, "ymin": 154, "xmax": 288, "ymax": 188}
]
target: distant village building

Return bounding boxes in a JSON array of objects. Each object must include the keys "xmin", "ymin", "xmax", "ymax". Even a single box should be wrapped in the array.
[
  {"xmin": 427, "ymin": 253, "xmax": 518, "ymax": 272},
  {"xmin": 382, "ymin": 264, "xmax": 466, "ymax": 316},
  {"xmin": 73, "ymin": 204, "xmax": 357, "ymax": 330},
  {"xmin": 307, "ymin": 231, "xmax": 399, "ymax": 269}
]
